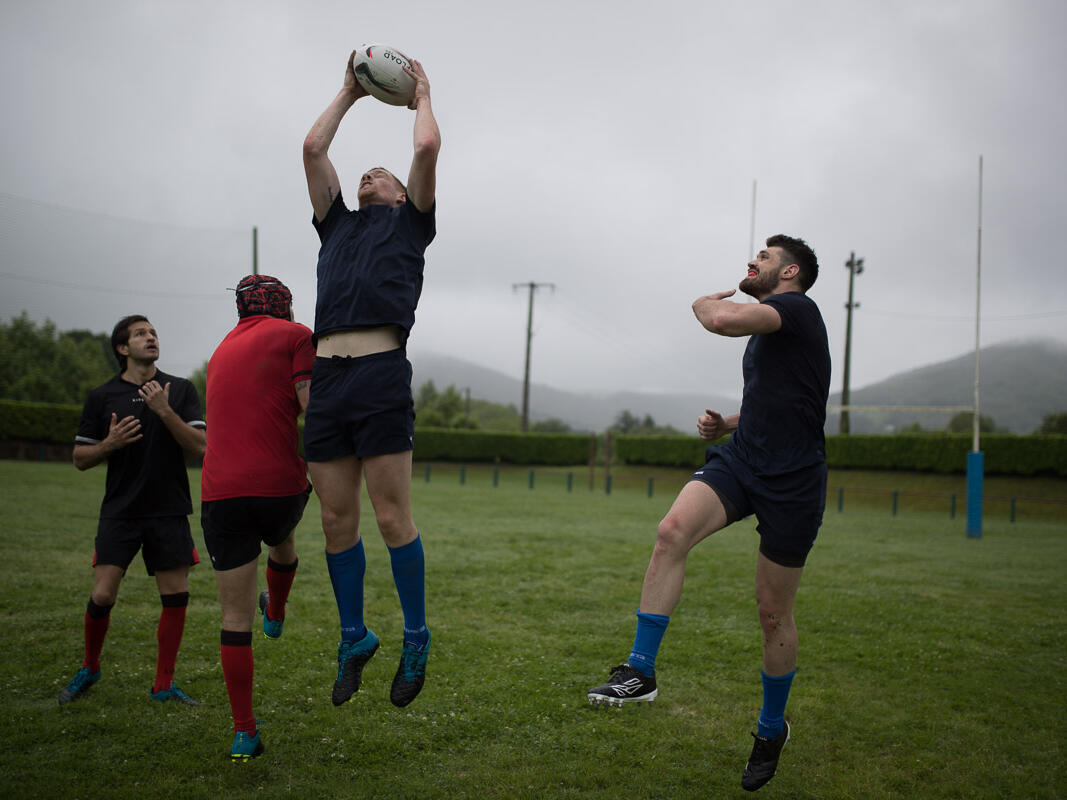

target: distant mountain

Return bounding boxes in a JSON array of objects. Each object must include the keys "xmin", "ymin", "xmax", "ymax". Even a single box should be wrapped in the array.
[
  {"xmin": 411, "ymin": 339, "xmax": 1067, "ymax": 435},
  {"xmin": 826, "ymin": 339, "xmax": 1067, "ymax": 434},
  {"xmin": 407, "ymin": 351, "xmax": 737, "ymax": 433}
]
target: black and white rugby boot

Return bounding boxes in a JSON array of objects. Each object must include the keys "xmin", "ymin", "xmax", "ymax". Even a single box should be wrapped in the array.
[{"xmin": 587, "ymin": 663, "xmax": 657, "ymax": 707}]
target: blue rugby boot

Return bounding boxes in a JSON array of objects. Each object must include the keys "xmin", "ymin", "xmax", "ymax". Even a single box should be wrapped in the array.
[
  {"xmin": 332, "ymin": 629, "xmax": 379, "ymax": 706},
  {"xmin": 390, "ymin": 633, "xmax": 430, "ymax": 707},
  {"xmin": 58, "ymin": 666, "xmax": 101, "ymax": 705}
]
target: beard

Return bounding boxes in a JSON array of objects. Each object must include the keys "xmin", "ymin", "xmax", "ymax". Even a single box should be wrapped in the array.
[{"xmin": 739, "ymin": 268, "xmax": 781, "ymax": 299}]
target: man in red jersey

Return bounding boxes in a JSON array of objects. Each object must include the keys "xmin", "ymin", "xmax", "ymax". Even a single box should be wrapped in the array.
[{"xmin": 200, "ymin": 274, "xmax": 315, "ymax": 762}]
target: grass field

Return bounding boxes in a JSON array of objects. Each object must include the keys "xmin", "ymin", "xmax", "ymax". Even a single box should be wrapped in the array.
[{"xmin": 1, "ymin": 459, "xmax": 1065, "ymax": 799}]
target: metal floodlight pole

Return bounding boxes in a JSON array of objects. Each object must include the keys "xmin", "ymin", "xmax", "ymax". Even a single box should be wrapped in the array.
[
  {"xmin": 841, "ymin": 252, "xmax": 864, "ymax": 434},
  {"xmin": 513, "ymin": 281, "xmax": 555, "ymax": 432},
  {"xmin": 967, "ymin": 155, "xmax": 985, "ymax": 538}
]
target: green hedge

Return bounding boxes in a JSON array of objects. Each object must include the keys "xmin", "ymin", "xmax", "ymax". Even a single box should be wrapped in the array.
[
  {"xmin": 413, "ymin": 428, "xmax": 591, "ymax": 465},
  {"xmin": 3, "ymin": 399, "xmax": 1065, "ymax": 475},
  {"xmin": 0, "ymin": 399, "xmax": 81, "ymax": 444},
  {"xmin": 615, "ymin": 433, "xmax": 1067, "ymax": 476}
]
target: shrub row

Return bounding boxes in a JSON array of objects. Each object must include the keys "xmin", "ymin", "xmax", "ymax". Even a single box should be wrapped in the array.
[
  {"xmin": 412, "ymin": 427, "xmax": 592, "ymax": 465},
  {"xmin": 3, "ymin": 400, "xmax": 1064, "ymax": 475},
  {"xmin": 0, "ymin": 401, "xmax": 593, "ymax": 466},
  {"xmin": 615, "ymin": 433, "xmax": 1067, "ymax": 476},
  {"xmin": 0, "ymin": 399, "xmax": 82, "ymax": 444}
]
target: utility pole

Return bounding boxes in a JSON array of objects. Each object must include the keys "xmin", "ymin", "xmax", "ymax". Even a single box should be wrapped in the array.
[
  {"xmin": 512, "ymin": 281, "xmax": 555, "ymax": 432},
  {"xmin": 840, "ymin": 251, "xmax": 864, "ymax": 435}
]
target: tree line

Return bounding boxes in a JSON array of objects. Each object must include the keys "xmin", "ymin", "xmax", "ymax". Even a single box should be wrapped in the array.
[{"xmin": 5, "ymin": 314, "xmax": 1066, "ymax": 435}]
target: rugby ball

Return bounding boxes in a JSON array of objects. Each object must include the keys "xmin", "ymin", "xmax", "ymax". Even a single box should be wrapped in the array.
[{"xmin": 352, "ymin": 44, "xmax": 416, "ymax": 106}]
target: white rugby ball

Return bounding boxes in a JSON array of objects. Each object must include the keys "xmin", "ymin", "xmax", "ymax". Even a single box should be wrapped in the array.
[{"xmin": 352, "ymin": 44, "xmax": 416, "ymax": 106}]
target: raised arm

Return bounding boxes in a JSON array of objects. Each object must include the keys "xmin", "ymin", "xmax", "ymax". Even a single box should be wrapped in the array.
[
  {"xmin": 404, "ymin": 59, "xmax": 441, "ymax": 213},
  {"xmin": 303, "ymin": 52, "xmax": 367, "ymax": 222},
  {"xmin": 692, "ymin": 290, "xmax": 782, "ymax": 338}
]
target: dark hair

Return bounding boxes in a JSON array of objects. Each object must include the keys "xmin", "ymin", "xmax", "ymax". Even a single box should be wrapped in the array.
[
  {"xmin": 766, "ymin": 234, "xmax": 819, "ymax": 291},
  {"xmin": 111, "ymin": 315, "xmax": 149, "ymax": 372}
]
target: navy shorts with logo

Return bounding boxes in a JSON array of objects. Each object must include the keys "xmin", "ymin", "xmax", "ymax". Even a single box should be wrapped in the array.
[
  {"xmin": 303, "ymin": 350, "xmax": 415, "ymax": 462},
  {"xmin": 201, "ymin": 486, "xmax": 310, "ymax": 571},
  {"xmin": 93, "ymin": 516, "xmax": 199, "ymax": 575},
  {"xmin": 689, "ymin": 448, "xmax": 827, "ymax": 567}
]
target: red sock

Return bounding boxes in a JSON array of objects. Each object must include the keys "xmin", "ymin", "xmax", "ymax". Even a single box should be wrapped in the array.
[
  {"xmin": 153, "ymin": 593, "xmax": 188, "ymax": 693},
  {"xmin": 84, "ymin": 598, "xmax": 113, "ymax": 673},
  {"xmin": 220, "ymin": 630, "xmax": 256, "ymax": 733},
  {"xmin": 266, "ymin": 557, "xmax": 298, "ymax": 621}
]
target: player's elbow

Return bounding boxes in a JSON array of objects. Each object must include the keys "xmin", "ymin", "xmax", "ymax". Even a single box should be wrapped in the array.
[
  {"xmin": 72, "ymin": 448, "xmax": 94, "ymax": 471},
  {"xmin": 693, "ymin": 304, "xmax": 732, "ymax": 336},
  {"xmin": 413, "ymin": 133, "xmax": 441, "ymax": 161},
  {"xmin": 302, "ymin": 134, "xmax": 327, "ymax": 161}
]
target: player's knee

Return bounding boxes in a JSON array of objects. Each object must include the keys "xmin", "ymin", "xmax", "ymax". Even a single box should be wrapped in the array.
[
  {"xmin": 654, "ymin": 513, "xmax": 692, "ymax": 555},
  {"xmin": 374, "ymin": 506, "xmax": 414, "ymax": 545},
  {"xmin": 755, "ymin": 594, "xmax": 791, "ymax": 636}
]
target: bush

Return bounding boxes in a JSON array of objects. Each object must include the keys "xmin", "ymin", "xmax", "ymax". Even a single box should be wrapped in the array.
[
  {"xmin": 413, "ymin": 428, "xmax": 591, "ymax": 465},
  {"xmin": 0, "ymin": 399, "xmax": 81, "ymax": 444}
]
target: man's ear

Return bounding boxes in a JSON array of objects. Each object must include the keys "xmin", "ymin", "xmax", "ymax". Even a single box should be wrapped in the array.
[{"xmin": 782, "ymin": 263, "xmax": 800, "ymax": 280}]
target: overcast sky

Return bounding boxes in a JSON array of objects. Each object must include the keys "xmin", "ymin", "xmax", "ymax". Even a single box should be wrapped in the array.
[{"xmin": 2, "ymin": 0, "xmax": 1064, "ymax": 406}]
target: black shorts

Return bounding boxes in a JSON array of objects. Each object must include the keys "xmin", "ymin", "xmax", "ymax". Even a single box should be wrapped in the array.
[
  {"xmin": 200, "ymin": 486, "xmax": 311, "ymax": 571},
  {"xmin": 689, "ymin": 450, "xmax": 827, "ymax": 568},
  {"xmin": 93, "ymin": 516, "xmax": 199, "ymax": 575},
  {"xmin": 303, "ymin": 350, "xmax": 415, "ymax": 462}
]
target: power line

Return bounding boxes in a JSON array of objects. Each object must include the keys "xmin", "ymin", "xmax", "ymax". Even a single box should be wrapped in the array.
[{"xmin": 0, "ymin": 271, "xmax": 230, "ymax": 300}]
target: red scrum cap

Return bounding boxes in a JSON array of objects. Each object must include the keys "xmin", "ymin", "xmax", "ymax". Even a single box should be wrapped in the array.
[{"xmin": 235, "ymin": 274, "xmax": 292, "ymax": 319}]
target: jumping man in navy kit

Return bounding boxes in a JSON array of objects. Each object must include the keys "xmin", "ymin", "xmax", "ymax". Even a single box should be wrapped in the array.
[
  {"xmin": 302, "ymin": 50, "xmax": 441, "ymax": 708},
  {"xmin": 59, "ymin": 315, "xmax": 207, "ymax": 707},
  {"xmin": 587, "ymin": 236, "xmax": 831, "ymax": 792}
]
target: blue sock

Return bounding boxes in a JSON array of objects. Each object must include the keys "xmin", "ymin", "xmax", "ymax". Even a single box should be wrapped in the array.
[
  {"xmin": 628, "ymin": 610, "xmax": 670, "ymax": 676},
  {"xmin": 757, "ymin": 669, "xmax": 796, "ymax": 738},
  {"xmin": 325, "ymin": 540, "xmax": 367, "ymax": 643},
  {"xmin": 389, "ymin": 535, "xmax": 428, "ymax": 647}
]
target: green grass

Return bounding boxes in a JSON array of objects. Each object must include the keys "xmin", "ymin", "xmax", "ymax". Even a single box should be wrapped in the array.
[{"xmin": 1, "ymin": 460, "xmax": 1065, "ymax": 799}]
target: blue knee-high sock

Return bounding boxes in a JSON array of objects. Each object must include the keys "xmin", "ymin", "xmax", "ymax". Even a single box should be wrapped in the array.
[
  {"xmin": 757, "ymin": 669, "xmax": 796, "ymax": 738},
  {"xmin": 628, "ymin": 610, "xmax": 670, "ymax": 676},
  {"xmin": 325, "ymin": 540, "xmax": 367, "ymax": 643},
  {"xmin": 388, "ymin": 535, "xmax": 428, "ymax": 646}
]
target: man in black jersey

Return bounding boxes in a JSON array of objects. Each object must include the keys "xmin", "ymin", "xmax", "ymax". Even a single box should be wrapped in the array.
[
  {"xmin": 587, "ymin": 236, "xmax": 831, "ymax": 793},
  {"xmin": 302, "ymin": 51, "xmax": 440, "ymax": 709},
  {"xmin": 58, "ymin": 315, "xmax": 207, "ymax": 707}
]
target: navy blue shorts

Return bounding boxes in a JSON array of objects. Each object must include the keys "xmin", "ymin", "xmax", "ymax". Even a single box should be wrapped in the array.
[
  {"xmin": 94, "ymin": 515, "xmax": 199, "ymax": 575},
  {"xmin": 689, "ymin": 450, "xmax": 827, "ymax": 567},
  {"xmin": 201, "ymin": 486, "xmax": 311, "ymax": 571},
  {"xmin": 304, "ymin": 349, "xmax": 415, "ymax": 462}
]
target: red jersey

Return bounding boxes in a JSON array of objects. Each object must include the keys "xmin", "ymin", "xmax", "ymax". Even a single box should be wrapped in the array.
[{"xmin": 201, "ymin": 316, "xmax": 315, "ymax": 501}]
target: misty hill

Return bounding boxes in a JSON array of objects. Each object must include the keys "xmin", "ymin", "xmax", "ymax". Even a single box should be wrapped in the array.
[
  {"xmin": 411, "ymin": 339, "xmax": 1067, "ymax": 435},
  {"xmin": 407, "ymin": 351, "xmax": 737, "ymax": 434},
  {"xmin": 826, "ymin": 339, "xmax": 1067, "ymax": 434}
]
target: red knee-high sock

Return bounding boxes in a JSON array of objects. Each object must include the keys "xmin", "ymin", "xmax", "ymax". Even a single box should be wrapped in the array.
[
  {"xmin": 266, "ymin": 557, "xmax": 298, "ymax": 621},
  {"xmin": 153, "ymin": 592, "xmax": 189, "ymax": 693},
  {"xmin": 83, "ymin": 598, "xmax": 113, "ymax": 673},
  {"xmin": 220, "ymin": 629, "xmax": 256, "ymax": 733}
]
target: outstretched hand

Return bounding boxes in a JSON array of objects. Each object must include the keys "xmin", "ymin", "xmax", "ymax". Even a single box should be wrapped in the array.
[
  {"xmin": 697, "ymin": 409, "xmax": 728, "ymax": 441},
  {"xmin": 345, "ymin": 50, "xmax": 368, "ymax": 99},
  {"xmin": 404, "ymin": 59, "xmax": 430, "ymax": 110}
]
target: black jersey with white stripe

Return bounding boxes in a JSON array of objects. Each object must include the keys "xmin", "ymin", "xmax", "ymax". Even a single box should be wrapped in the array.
[{"xmin": 75, "ymin": 370, "xmax": 205, "ymax": 519}]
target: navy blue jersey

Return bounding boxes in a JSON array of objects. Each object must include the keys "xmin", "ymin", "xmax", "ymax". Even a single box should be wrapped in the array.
[
  {"xmin": 312, "ymin": 191, "xmax": 436, "ymax": 345},
  {"xmin": 724, "ymin": 292, "xmax": 830, "ymax": 476},
  {"xmin": 75, "ymin": 370, "xmax": 205, "ymax": 518}
]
